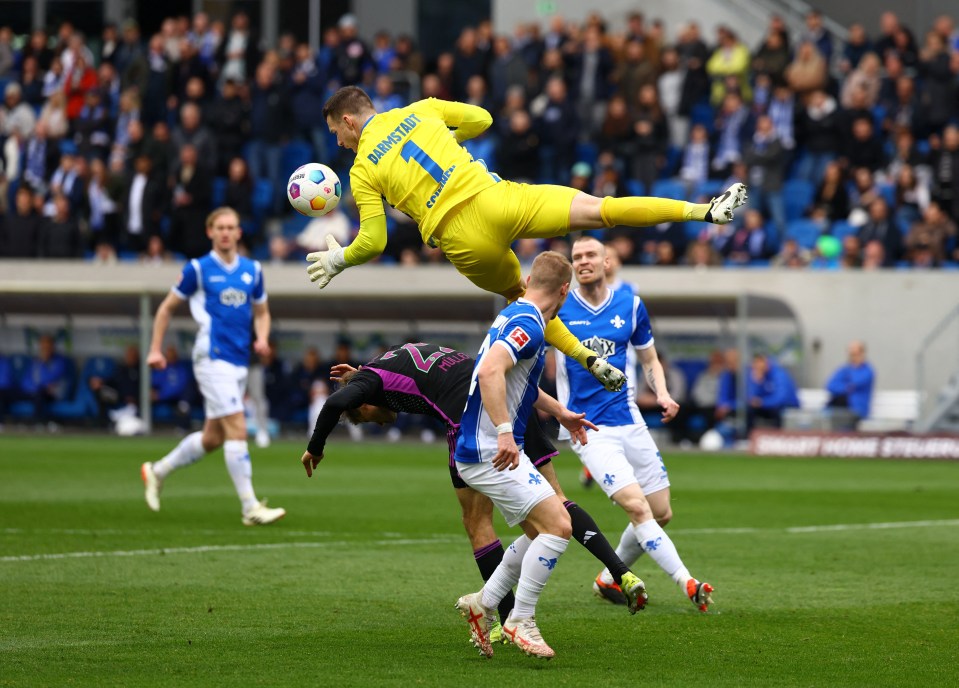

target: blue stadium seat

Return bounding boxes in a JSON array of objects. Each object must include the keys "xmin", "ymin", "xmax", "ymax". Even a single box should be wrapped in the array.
[
  {"xmin": 831, "ymin": 221, "xmax": 857, "ymax": 240},
  {"xmin": 575, "ymin": 142, "xmax": 598, "ymax": 169},
  {"xmin": 783, "ymin": 179, "xmax": 814, "ymax": 221},
  {"xmin": 282, "ymin": 213, "xmax": 312, "ymax": 238},
  {"xmin": 674, "ymin": 359, "xmax": 708, "ymax": 399},
  {"xmin": 50, "ymin": 356, "xmax": 116, "ymax": 420},
  {"xmin": 7, "ymin": 354, "xmax": 33, "ymax": 419},
  {"xmin": 651, "ymin": 179, "xmax": 687, "ymax": 200},
  {"xmin": 692, "ymin": 180, "xmax": 724, "ymax": 202},
  {"xmin": 627, "ymin": 179, "xmax": 647, "ymax": 196},
  {"xmin": 251, "ymin": 179, "xmax": 274, "ymax": 219},
  {"xmin": 876, "ymin": 182, "xmax": 896, "ymax": 208},
  {"xmin": 211, "ymin": 177, "xmax": 227, "ymax": 207},
  {"xmin": 282, "ymin": 141, "xmax": 314, "ymax": 174},
  {"xmin": 785, "ymin": 219, "xmax": 822, "ymax": 249},
  {"xmin": 660, "ymin": 146, "xmax": 682, "ymax": 178},
  {"xmin": 690, "ymin": 101, "xmax": 715, "ymax": 132}
]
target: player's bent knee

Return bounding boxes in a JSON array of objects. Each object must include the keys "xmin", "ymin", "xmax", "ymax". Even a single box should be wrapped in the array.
[{"xmin": 655, "ymin": 506, "xmax": 673, "ymax": 526}]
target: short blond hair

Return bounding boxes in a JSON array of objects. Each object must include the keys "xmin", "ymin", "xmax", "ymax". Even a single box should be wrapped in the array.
[
  {"xmin": 528, "ymin": 250, "xmax": 573, "ymax": 292},
  {"xmin": 206, "ymin": 206, "xmax": 240, "ymax": 228}
]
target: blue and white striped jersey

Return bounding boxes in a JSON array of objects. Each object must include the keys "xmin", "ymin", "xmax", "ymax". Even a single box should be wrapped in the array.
[
  {"xmin": 172, "ymin": 252, "xmax": 267, "ymax": 367},
  {"xmin": 455, "ymin": 299, "xmax": 547, "ymax": 464},
  {"xmin": 555, "ymin": 287, "xmax": 653, "ymax": 431}
]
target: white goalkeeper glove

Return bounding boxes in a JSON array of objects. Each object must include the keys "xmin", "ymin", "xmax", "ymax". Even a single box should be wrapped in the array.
[
  {"xmin": 306, "ymin": 235, "xmax": 348, "ymax": 289},
  {"xmin": 587, "ymin": 355, "xmax": 626, "ymax": 392}
]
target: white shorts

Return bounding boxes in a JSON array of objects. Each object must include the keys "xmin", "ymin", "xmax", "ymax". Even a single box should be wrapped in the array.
[
  {"xmin": 193, "ymin": 358, "xmax": 248, "ymax": 420},
  {"xmin": 455, "ymin": 452, "xmax": 556, "ymax": 527},
  {"xmin": 571, "ymin": 424, "xmax": 670, "ymax": 499}
]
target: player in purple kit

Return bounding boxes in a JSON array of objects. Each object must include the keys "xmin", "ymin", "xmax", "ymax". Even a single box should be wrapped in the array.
[{"xmin": 300, "ymin": 338, "xmax": 648, "ymax": 644}]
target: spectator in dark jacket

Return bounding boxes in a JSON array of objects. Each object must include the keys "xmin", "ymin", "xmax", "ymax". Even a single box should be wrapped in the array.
[
  {"xmin": 743, "ymin": 114, "xmax": 788, "ymax": 233},
  {"xmin": 120, "ymin": 154, "xmax": 166, "ymax": 253},
  {"xmin": 796, "ymin": 89, "xmax": 841, "ymax": 184},
  {"xmin": 207, "ymin": 79, "xmax": 249, "ymax": 176},
  {"xmin": 39, "ymin": 194, "xmax": 83, "ymax": 258},
  {"xmin": 844, "ymin": 117, "xmax": 886, "ymax": 172},
  {"xmin": 533, "ymin": 76, "xmax": 579, "ymax": 184},
  {"xmin": 171, "ymin": 102, "xmax": 216, "ymax": 167},
  {"xmin": 858, "ymin": 197, "xmax": 902, "ymax": 264},
  {"xmin": 0, "ymin": 186, "xmax": 43, "ymax": 257},
  {"xmin": 290, "ymin": 43, "xmax": 328, "ymax": 163},
  {"xmin": 168, "ymin": 144, "xmax": 213, "ymax": 258},
  {"xmin": 334, "ymin": 14, "xmax": 371, "ymax": 86},
  {"xmin": 497, "ymin": 109, "xmax": 540, "ymax": 183},
  {"xmin": 248, "ymin": 62, "xmax": 291, "ymax": 214},
  {"xmin": 224, "ymin": 157, "xmax": 256, "ymax": 245}
]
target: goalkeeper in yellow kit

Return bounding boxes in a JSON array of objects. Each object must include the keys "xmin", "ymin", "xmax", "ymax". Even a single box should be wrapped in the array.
[{"xmin": 307, "ymin": 86, "xmax": 747, "ymax": 391}]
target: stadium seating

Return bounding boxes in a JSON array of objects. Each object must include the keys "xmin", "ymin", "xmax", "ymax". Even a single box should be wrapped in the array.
[
  {"xmin": 212, "ymin": 177, "xmax": 227, "ymax": 208},
  {"xmin": 831, "ymin": 221, "xmax": 858, "ymax": 240},
  {"xmin": 251, "ymin": 179, "xmax": 275, "ymax": 220},
  {"xmin": 651, "ymin": 179, "xmax": 688, "ymax": 201},
  {"xmin": 785, "ymin": 219, "xmax": 822, "ymax": 249},
  {"xmin": 693, "ymin": 180, "xmax": 724, "ymax": 202},
  {"xmin": 50, "ymin": 357, "xmax": 116, "ymax": 420},
  {"xmin": 783, "ymin": 179, "xmax": 815, "ymax": 221},
  {"xmin": 282, "ymin": 141, "xmax": 314, "ymax": 174}
]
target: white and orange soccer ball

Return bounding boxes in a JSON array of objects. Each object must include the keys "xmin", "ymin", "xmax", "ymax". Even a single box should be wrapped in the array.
[{"xmin": 287, "ymin": 162, "xmax": 342, "ymax": 217}]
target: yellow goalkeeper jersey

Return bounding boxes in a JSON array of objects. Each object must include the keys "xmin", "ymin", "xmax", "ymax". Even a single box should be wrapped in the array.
[{"xmin": 350, "ymin": 98, "xmax": 500, "ymax": 242}]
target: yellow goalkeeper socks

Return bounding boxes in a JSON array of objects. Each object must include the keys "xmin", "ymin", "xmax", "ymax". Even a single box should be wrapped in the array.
[
  {"xmin": 600, "ymin": 196, "xmax": 711, "ymax": 227},
  {"xmin": 545, "ymin": 317, "xmax": 593, "ymax": 366}
]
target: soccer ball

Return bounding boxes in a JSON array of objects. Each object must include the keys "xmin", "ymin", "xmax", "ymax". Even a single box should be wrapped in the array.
[{"xmin": 287, "ymin": 163, "xmax": 342, "ymax": 217}]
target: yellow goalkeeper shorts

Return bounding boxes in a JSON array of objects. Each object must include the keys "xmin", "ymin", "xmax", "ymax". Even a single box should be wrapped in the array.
[{"xmin": 435, "ymin": 181, "xmax": 578, "ymax": 300}]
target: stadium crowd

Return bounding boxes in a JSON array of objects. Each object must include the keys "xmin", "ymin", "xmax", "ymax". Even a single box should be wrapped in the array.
[{"xmin": 0, "ymin": 8, "xmax": 957, "ymax": 268}]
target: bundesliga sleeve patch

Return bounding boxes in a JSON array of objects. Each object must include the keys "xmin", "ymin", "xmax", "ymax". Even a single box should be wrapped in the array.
[{"xmin": 506, "ymin": 326, "xmax": 531, "ymax": 351}]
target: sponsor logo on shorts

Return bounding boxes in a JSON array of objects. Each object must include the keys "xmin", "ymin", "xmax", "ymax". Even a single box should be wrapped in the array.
[
  {"xmin": 603, "ymin": 473, "xmax": 616, "ymax": 486},
  {"xmin": 527, "ymin": 472, "xmax": 542, "ymax": 485},
  {"xmin": 507, "ymin": 326, "xmax": 530, "ymax": 350}
]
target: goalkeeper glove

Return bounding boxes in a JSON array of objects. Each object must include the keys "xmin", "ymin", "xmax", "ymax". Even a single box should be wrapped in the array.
[
  {"xmin": 586, "ymin": 355, "xmax": 626, "ymax": 393},
  {"xmin": 306, "ymin": 235, "xmax": 348, "ymax": 289}
]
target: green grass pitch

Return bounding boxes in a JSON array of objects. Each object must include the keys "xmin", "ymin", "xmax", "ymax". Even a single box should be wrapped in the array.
[{"xmin": 1, "ymin": 435, "xmax": 957, "ymax": 687}]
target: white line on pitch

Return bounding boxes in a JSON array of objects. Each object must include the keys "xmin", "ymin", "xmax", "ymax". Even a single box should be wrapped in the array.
[
  {"xmin": 0, "ymin": 537, "xmax": 463, "ymax": 563},
  {"xmin": 672, "ymin": 519, "xmax": 959, "ymax": 535},
  {"xmin": 3, "ymin": 520, "xmax": 959, "ymax": 564}
]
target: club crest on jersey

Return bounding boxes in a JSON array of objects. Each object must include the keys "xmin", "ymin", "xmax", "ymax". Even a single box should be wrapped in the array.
[
  {"xmin": 219, "ymin": 287, "xmax": 248, "ymax": 307},
  {"xmin": 611, "ymin": 315, "xmax": 626, "ymax": 329},
  {"xmin": 582, "ymin": 335, "xmax": 615, "ymax": 358},
  {"xmin": 506, "ymin": 326, "xmax": 530, "ymax": 350},
  {"xmin": 241, "ymin": 272, "xmax": 253, "ymax": 284}
]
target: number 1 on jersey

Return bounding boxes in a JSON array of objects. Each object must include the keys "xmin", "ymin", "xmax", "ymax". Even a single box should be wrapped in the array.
[{"xmin": 400, "ymin": 140, "xmax": 444, "ymax": 183}]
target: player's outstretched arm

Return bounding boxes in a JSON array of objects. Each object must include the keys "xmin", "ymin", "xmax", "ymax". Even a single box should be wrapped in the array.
[
  {"xmin": 304, "ymin": 372, "xmax": 379, "ymax": 465},
  {"xmin": 637, "ymin": 344, "xmax": 679, "ymax": 422},
  {"xmin": 534, "ymin": 388, "xmax": 599, "ymax": 445},
  {"xmin": 147, "ymin": 292, "xmax": 185, "ymax": 370}
]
